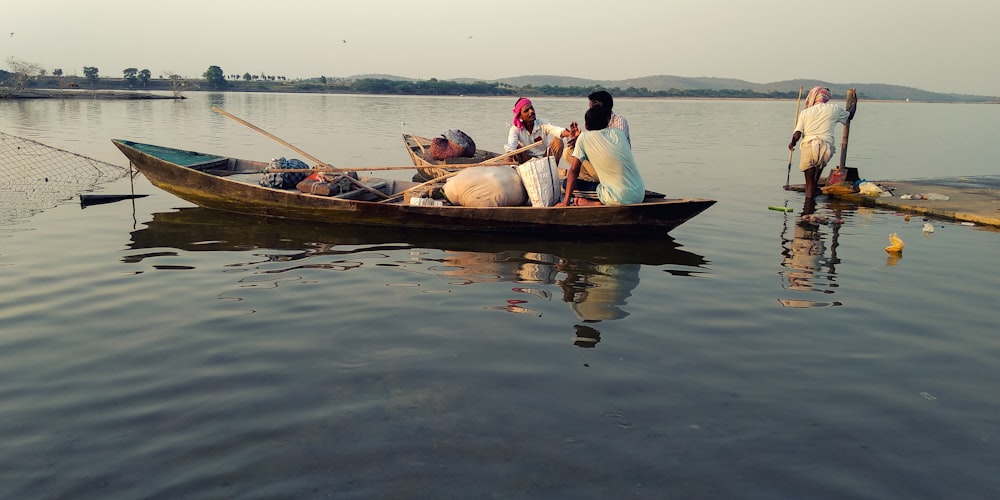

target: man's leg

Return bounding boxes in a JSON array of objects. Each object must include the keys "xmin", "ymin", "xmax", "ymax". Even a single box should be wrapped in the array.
[
  {"xmin": 811, "ymin": 144, "xmax": 832, "ymax": 196},
  {"xmin": 803, "ymin": 167, "xmax": 818, "ymax": 198},
  {"xmin": 547, "ymin": 138, "xmax": 564, "ymax": 165},
  {"xmin": 799, "ymin": 142, "xmax": 816, "ymax": 197},
  {"xmin": 562, "ymin": 142, "xmax": 601, "ymax": 182},
  {"xmin": 579, "ymin": 160, "xmax": 601, "ymax": 183}
]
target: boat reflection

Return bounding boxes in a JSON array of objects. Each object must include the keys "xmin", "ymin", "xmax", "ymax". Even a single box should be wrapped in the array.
[
  {"xmin": 777, "ymin": 197, "xmax": 844, "ymax": 308},
  {"xmin": 128, "ymin": 208, "xmax": 709, "ymax": 347}
]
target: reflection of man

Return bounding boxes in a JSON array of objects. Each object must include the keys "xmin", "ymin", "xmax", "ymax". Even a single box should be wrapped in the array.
[
  {"xmin": 783, "ymin": 221, "xmax": 824, "ymax": 291},
  {"xmin": 440, "ymin": 250, "xmax": 559, "ymax": 284},
  {"xmin": 778, "ymin": 198, "xmax": 842, "ymax": 305},
  {"xmin": 561, "ymin": 263, "xmax": 641, "ymax": 321}
]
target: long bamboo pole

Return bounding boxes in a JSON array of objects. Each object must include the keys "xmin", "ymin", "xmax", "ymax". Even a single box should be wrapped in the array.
[
  {"xmin": 785, "ymin": 85, "xmax": 804, "ymax": 188},
  {"xmin": 211, "ymin": 106, "xmax": 334, "ymax": 169},
  {"xmin": 269, "ymin": 140, "xmax": 543, "ymax": 174},
  {"xmin": 210, "ymin": 106, "xmax": 389, "ymax": 199}
]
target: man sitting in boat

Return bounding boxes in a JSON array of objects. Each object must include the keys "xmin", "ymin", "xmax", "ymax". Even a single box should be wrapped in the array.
[
  {"xmin": 562, "ymin": 90, "xmax": 630, "ymax": 191},
  {"xmin": 556, "ymin": 106, "xmax": 645, "ymax": 207},
  {"xmin": 504, "ymin": 97, "xmax": 576, "ymax": 164}
]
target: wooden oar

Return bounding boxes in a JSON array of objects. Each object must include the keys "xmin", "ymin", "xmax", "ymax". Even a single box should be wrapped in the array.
[
  {"xmin": 270, "ymin": 165, "xmax": 461, "ymax": 173},
  {"xmin": 837, "ymin": 88, "xmax": 857, "ymax": 169},
  {"xmin": 785, "ymin": 85, "xmax": 804, "ymax": 188},
  {"xmin": 211, "ymin": 106, "xmax": 334, "ymax": 169},
  {"xmin": 270, "ymin": 163, "xmax": 509, "ymax": 173},
  {"xmin": 268, "ymin": 140, "xmax": 542, "ymax": 174},
  {"xmin": 210, "ymin": 106, "xmax": 389, "ymax": 199}
]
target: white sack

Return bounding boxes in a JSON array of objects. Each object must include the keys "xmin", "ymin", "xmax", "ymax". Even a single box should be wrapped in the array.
[
  {"xmin": 516, "ymin": 156, "xmax": 561, "ymax": 207},
  {"xmin": 444, "ymin": 166, "xmax": 527, "ymax": 207}
]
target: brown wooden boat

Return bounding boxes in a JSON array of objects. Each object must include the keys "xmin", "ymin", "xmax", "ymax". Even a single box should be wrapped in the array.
[
  {"xmin": 404, "ymin": 133, "xmax": 517, "ymax": 182},
  {"xmin": 112, "ymin": 139, "xmax": 715, "ymax": 236}
]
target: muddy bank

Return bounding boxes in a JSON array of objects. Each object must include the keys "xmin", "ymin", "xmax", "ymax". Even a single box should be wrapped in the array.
[
  {"xmin": 1, "ymin": 89, "xmax": 183, "ymax": 100},
  {"xmin": 786, "ymin": 175, "xmax": 1000, "ymax": 229}
]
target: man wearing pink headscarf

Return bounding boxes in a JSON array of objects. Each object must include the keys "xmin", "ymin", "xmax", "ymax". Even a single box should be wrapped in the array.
[
  {"xmin": 788, "ymin": 87, "xmax": 857, "ymax": 197},
  {"xmin": 505, "ymin": 97, "xmax": 577, "ymax": 163}
]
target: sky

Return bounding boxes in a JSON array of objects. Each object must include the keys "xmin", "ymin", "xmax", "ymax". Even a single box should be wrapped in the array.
[{"xmin": 4, "ymin": 0, "xmax": 998, "ymax": 96}]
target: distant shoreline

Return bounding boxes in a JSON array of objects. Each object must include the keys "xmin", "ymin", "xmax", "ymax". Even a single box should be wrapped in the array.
[
  {"xmin": 2, "ymin": 88, "xmax": 995, "ymax": 105},
  {"xmin": 4, "ymin": 73, "xmax": 997, "ymax": 103},
  {"xmin": 1, "ymin": 89, "xmax": 182, "ymax": 100}
]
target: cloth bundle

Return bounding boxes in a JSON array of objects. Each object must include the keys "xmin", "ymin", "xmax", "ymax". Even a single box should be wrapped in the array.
[
  {"xmin": 429, "ymin": 129, "xmax": 476, "ymax": 160},
  {"xmin": 259, "ymin": 157, "xmax": 310, "ymax": 189},
  {"xmin": 296, "ymin": 173, "xmax": 354, "ymax": 196}
]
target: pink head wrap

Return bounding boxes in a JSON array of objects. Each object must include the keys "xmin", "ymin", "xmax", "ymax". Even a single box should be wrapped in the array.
[
  {"xmin": 804, "ymin": 87, "xmax": 831, "ymax": 108},
  {"xmin": 512, "ymin": 98, "xmax": 532, "ymax": 130}
]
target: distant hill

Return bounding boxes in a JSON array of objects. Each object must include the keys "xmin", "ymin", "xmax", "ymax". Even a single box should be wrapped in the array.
[
  {"xmin": 347, "ymin": 74, "xmax": 418, "ymax": 82},
  {"xmin": 600, "ymin": 75, "xmax": 994, "ymax": 102},
  {"xmin": 357, "ymin": 73, "xmax": 997, "ymax": 103}
]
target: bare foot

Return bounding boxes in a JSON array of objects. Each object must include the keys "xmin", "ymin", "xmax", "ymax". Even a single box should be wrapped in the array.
[{"xmin": 573, "ymin": 197, "xmax": 603, "ymax": 206}]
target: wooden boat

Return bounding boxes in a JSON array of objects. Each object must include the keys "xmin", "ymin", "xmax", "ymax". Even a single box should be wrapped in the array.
[
  {"xmin": 112, "ymin": 139, "xmax": 715, "ymax": 236},
  {"xmin": 404, "ymin": 133, "xmax": 517, "ymax": 182}
]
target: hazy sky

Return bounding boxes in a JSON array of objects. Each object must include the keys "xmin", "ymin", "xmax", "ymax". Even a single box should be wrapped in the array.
[{"xmin": 5, "ymin": 0, "xmax": 998, "ymax": 96}]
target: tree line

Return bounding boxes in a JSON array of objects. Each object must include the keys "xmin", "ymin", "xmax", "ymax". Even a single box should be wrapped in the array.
[{"xmin": 1, "ymin": 60, "xmax": 811, "ymax": 100}]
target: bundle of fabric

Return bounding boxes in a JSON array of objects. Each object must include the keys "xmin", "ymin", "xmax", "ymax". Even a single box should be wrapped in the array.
[
  {"xmin": 429, "ymin": 129, "xmax": 476, "ymax": 160},
  {"xmin": 296, "ymin": 172, "xmax": 354, "ymax": 196},
  {"xmin": 259, "ymin": 157, "xmax": 310, "ymax": 189}
]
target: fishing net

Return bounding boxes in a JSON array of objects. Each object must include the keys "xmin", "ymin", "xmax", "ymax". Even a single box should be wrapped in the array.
[{"xmin": 0, "ymin": 130, "xmax": 129, "ymax": 225}]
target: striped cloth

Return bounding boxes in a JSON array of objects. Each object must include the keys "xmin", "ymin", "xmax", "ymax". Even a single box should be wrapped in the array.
[{"xmin": 804, "ymin": 87, "xmax": 831, "ymax": 108}]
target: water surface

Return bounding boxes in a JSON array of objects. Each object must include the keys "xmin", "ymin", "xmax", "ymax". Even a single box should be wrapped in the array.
[{"xmin": 1, "ymin": 94, "xmax": 998, "ymax": 499}]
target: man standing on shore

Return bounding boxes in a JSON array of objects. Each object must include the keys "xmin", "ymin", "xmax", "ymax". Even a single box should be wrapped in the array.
[{"xmin": 788, "ymin": 87, "xmax": 857, "ymax": 197}]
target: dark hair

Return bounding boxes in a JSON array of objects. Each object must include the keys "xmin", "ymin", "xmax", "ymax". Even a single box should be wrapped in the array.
[
  {"xmin": 588, "ymin": 90, "xmax": 613, "ymax": 109},
  {"xmin": 584, "ymin": 106, "xmax": 611, "ymax": 131}
]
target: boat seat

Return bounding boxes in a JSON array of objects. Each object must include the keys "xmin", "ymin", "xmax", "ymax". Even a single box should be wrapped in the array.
[
  {"xmin": 334, "ymin": 180, "xmax": 392, "ymax": 200},
  {"xmin": 187, "ymin": 158, "xmax": 231, "ymax": 171}
]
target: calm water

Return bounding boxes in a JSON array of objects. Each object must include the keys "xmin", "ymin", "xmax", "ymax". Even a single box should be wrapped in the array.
[{"xmin": 1, "ymin": 93, "xmax": 998, "ymax": 499}]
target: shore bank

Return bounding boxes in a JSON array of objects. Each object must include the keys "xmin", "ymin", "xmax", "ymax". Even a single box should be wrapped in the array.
[
  {"xmin": 786, "ymin": 175, "xmax": 1000, "ymax": 230},
  {"xmin": 1, "ymin": 89, "xmax": 182, "ymax": 100}
]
